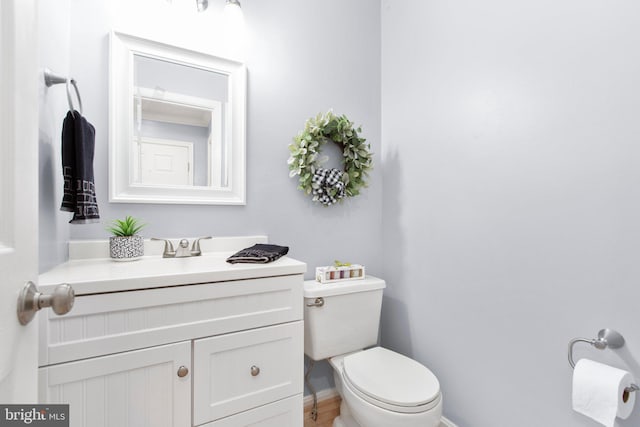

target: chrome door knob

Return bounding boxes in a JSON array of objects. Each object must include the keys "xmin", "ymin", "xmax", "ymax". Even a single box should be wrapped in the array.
[
  {"xmin": 305, "ymin": 297, "xmax": 325, "ymax": 308},
  {"xmin": 17, "ymin": 281, "xmax": 75, "ymax": 325},
  {"xmin": 250, "ymin": 365, "xmax": 260, "ymax": 376},
  {"xmin": 47, "ymin": 283, "xmax": 75, "ymax": 315}
]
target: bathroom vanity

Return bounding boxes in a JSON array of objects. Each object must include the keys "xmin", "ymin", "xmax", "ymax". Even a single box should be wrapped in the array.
[{"xmin": 37, "ymin": 237, "xmax": 306, "ymax": 427}]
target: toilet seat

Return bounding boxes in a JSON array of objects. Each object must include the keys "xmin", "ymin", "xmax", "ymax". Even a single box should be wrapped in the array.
[{"xmin": 342, "ymin": 347, "xmax": 441, "ymax": 414}]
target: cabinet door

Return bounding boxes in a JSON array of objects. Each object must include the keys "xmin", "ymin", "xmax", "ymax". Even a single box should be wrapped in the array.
[
  {"xmin": 39, "ymin": 341, "xmax": 191, "ymax": 427},
  {"xmin": 202, "ymin": 395, "xmax": 302, "ymax": 427},
  {"xmin": 193, "ymin": 322, "xmax": 303, "ymax": 425}
]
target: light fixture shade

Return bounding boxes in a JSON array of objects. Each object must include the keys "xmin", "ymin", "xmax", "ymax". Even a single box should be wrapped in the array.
[
  {"xmin": 224, "ymin": 0, "xmax": 245, "ymax": 30},
  {"xmin": 196, "ymin": 0, "xmax": 208, "ymax": 12}
]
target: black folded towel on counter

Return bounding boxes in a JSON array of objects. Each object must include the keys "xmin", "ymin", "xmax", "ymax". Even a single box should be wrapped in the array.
[
  {"xmin": 60, "ymin": 110, "xmax": 100, "ymax": 224},
  {"xmin": 226, "ymin": 244, "xmax": 289, "ymax": 264}
]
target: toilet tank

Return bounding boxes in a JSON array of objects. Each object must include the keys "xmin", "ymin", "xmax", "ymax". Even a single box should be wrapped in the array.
[{"xmin": 303, "ymin": 276, "xmax": 386, "ymax": 361}]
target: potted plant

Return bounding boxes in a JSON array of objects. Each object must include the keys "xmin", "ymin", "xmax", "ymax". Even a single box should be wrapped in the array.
[{"xmin": 106, "ymin": 215, "xmax": 146, "ymax": 261}]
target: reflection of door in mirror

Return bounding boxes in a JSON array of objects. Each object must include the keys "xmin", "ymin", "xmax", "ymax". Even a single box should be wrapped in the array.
[
  {"xmin": 133, "ymin": 54, "xmax": 228, "ymax": 188},
  {"xmin": 138, "ymin": 138, "xmax": 193, "ymax": 186}
]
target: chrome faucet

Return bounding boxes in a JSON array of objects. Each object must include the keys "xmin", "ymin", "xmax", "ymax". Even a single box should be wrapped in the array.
[{"xmin": 151, "ymin": 237, "xmax": 212, "ymax": 258}]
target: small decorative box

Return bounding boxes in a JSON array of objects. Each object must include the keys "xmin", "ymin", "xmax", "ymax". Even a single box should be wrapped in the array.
[{"xmin": 315, "ymin": 264, "xmax": 365, "ymax": 283}]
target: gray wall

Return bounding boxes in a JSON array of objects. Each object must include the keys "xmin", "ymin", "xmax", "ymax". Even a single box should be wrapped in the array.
[
  {"xmin": 40, "ymin": 2, "xmax": 640, "ymax": 424},
  {"xmin": 39, "ymin": 0, "xmax": 381, "ymax": 393},
  {"xmin": 38, "ymin": 0, "xmax": 72, "ymax": 272},
  {"xmin": 381, "ymin": 1, "xmax": 640, "ymax": 426}
]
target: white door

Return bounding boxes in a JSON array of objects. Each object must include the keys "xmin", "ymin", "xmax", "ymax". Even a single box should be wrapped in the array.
[
  {"xmin": 0, "ymin": 0, "xmax": 40, "ymax": 402},
  {"xmin": 139, "ymin": 138, "xmax": 194, "ymax": 186}
]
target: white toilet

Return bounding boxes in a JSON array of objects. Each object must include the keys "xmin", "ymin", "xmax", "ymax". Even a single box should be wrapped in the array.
[{"xmin": 304, "ymin": 276, "xmax": 443, "ymax": 427}]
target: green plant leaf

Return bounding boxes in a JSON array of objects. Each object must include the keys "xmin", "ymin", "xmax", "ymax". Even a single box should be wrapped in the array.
[{"xmin": 105, "ymin": 215, "xmax": 146, "ymax": 237}]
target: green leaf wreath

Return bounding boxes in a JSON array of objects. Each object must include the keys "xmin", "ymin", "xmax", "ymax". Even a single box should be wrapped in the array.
[{"xmin": 287, "ymin": 110, "xmax": 373, "ymax": 205}]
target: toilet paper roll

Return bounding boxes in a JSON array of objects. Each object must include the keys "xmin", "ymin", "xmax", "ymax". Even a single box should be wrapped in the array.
[{"xmin": 572, "ymin": 359, "xmax": 636, "ymax": 427}]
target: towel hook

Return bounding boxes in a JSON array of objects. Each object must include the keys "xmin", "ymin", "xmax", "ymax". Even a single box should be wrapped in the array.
[
  {"xmin": 44, "ymin": 68, "xmax": 83, "ymax": 116},
  {"xmin": 568, "ymin": 328, "xmax": 640, "ymax": 396}
]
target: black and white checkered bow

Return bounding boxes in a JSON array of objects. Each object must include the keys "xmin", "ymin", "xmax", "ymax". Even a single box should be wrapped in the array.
[{"xmin": 311, "ymin": 168, "xmax": 346, "ymax": 206}]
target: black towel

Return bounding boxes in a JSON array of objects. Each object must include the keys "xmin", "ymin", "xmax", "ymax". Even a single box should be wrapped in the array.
[
  {"xmin": 226, "ymin": 244, "xmax": 289, "ymax": 264},
  {"xmin": 60, "ymin": 111, "xmax": 100, "ymax": 224}
]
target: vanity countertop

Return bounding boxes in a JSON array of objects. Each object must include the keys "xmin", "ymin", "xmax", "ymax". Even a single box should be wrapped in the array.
[{"xmin": 39, "ymin": 236, "xmax": 306, "ymax": 295}]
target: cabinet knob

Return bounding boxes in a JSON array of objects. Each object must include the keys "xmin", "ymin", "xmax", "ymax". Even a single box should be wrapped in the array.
[
  {"xmin": 177, "ymin": 366, "xmax": 189, "ymax": 378},
  {"xmin": 250, "ymin": 365, "xmax": 260, "ymax": 376}
]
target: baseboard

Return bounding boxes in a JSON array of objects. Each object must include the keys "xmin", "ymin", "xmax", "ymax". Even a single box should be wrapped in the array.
[{"xmin": 442, "ymin": 416, "xmax": 458, "ymax": 427}]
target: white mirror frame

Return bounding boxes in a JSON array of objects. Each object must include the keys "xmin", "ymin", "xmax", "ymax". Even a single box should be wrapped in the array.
[{"xmin": 109, "ymin": 31, "xmax": 246, "ymax": 205}]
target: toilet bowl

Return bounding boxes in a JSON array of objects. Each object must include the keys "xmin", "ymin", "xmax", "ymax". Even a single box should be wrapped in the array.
[
  {"xmin": 330, "ymin": 347, "xmax": 442, "ymax": 427},
  {"xmin": 303, "ymin": 276, "xmax": 444, "ymax": 427}
]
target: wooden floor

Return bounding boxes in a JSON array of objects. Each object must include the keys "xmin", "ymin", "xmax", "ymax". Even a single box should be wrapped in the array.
[{"xmin": 303, "ymin": 395, "xmax": 342, "ymax": 427}]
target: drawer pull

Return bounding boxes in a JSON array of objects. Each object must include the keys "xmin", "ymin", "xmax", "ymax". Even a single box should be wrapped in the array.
[
  {"xmin": 250, "ymin": 365, "xmax": 260, "ymax": 376},
  {"xmin": 177, "ymin": 366, "xmax": 189, "ymax": 378}
]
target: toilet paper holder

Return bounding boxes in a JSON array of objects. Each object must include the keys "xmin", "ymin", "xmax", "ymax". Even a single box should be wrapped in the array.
[{"xmin": 568, "ymin": 328, "xmax": 640, "ymax": 396}]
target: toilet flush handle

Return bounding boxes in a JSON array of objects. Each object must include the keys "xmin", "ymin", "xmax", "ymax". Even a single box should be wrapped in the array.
[{"xmin": 306, "ymin": 297, "xmax": 324, "ymax": 308}]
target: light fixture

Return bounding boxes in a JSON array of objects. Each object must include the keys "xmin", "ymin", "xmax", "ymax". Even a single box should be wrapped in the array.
[
  {"xmin": 224, "ymin": 0, "xmax": 244, "ymax": 28},
  {"xmin": 196, "ymin": 0, "xmax": 208, "ymax": 12},
  {"xmin": 196, "ymin": 0, "xmax": 243, "ymax": 15}
]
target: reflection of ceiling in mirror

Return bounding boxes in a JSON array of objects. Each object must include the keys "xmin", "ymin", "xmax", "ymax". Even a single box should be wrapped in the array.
[
  {"xmin": 134, "ymin": 54, "xmax": 228, "ymax": 102},
  {"xmin": 140, "ymin": 97, "xmax": 212, "ymax": 127}
]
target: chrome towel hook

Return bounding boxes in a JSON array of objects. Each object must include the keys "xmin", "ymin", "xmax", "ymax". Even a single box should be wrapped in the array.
[
  {"xmin": 44, "ymin": 68, "xmax": 83, "ymax": 115},
  {"xmin": 568, "ymin": 328, "xmax": 640, "ymax": 395}
]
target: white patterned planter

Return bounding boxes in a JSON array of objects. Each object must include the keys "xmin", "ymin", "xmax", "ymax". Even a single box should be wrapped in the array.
[{"xmin": 109, "ymin": 235, "xmax": 144, "ymax": 261}]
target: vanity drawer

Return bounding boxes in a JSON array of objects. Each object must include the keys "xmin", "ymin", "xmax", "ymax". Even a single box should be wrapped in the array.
[
  {"xmin": 193, "ymin": 321, "xmax": 303, "ymax": 425},
  {"xmin": 40, "ymin": 274, "xmax": 303, "ymax": 366},
  {"xmin": 201, "ymin": 395, "xmax": 302, "ymax": 427}
]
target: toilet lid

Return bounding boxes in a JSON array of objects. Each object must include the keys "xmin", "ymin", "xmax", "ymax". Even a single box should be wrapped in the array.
[{"xmin": 343, "ymin": 347, "xmax": 440, "ymax": 408}]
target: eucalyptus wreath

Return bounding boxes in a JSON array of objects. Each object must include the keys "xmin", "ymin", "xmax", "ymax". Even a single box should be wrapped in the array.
[{"xmin": 288, "ymin": 110, "xmax": 373, "ymax": 206}]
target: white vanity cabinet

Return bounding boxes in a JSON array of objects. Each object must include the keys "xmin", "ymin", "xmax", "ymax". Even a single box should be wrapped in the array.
[
  {"xmin": 38, "ymin": 245, "xmax": 306, "ymax": 427},
  {"xmin": 40, "ymin": 341, "xmax": 192, "ymax": 427}
]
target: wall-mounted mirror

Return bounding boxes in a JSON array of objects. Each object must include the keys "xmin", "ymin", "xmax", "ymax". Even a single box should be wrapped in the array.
[{"xmin": 109, "ymin": 32, "xmax": 246, "ymax": 204}]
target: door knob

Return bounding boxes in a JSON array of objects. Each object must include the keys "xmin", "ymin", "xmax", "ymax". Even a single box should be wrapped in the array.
[{"xmin": 17, "ymin": 281, "xmax": 75, "ymax": 325}]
